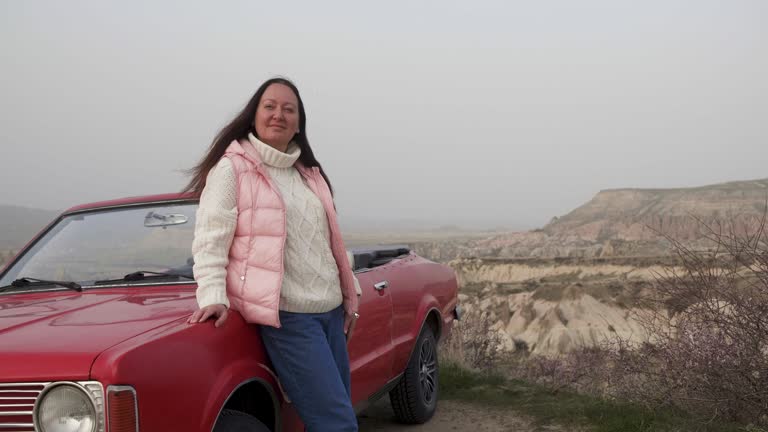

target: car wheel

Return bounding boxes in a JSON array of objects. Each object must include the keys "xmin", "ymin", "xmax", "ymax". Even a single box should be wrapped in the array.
[
  {"xmin": 389, "ymin": 328, "xmax": 438, "ymax": 424},
  {"xmin": 213, "ymin": 409, "xmax": 270, "ymax": 432}
]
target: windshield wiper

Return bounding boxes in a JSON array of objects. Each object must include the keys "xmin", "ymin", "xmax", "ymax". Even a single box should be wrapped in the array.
[
  {"xmin": 0, "ymin": 277, "xmax": 82, "ymax": 293},
  {"xmin": 94, "ymin": 270, "xmax": 194, "ymax": 285},
  {"xmin": 124, "ymin": 270, "xmax": 194, "ymax": 281}
]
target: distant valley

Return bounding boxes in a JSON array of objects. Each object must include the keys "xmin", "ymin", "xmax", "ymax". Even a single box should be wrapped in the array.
[{"xmin": 348, "ymin": 177, "xmax": 768, "ymax": 355}]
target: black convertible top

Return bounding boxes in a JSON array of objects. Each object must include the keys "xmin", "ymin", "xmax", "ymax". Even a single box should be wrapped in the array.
[{"xmin": 350, "ymin": 245, "xmax": 411, "ymax": 271}]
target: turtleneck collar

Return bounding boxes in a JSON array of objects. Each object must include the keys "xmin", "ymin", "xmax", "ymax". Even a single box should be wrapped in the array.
[{"xmin": 247, "ymin": 132, "xmax": 301, "ymax": 168}]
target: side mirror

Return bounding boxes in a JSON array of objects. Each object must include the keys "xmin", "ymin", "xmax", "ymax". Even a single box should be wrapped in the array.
[{"xmin": 144, "ymin": 211, "xmax": 189, "ymax": 228}]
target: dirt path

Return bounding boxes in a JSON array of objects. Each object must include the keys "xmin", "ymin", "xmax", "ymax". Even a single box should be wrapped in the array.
[{"xmin": 358, "ymin": 396, "xmax": 538, "ymax": 432}]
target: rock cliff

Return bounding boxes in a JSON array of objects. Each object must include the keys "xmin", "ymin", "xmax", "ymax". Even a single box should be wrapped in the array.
[{"xmin": 420, "ymin": 178, "xmax": 768, "ymax": 260}]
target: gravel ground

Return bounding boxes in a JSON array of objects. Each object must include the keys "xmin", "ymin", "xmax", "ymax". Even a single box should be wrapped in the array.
[{"xmin": 357, "ymin": 396, "xmax": 540, "ymax": 432}]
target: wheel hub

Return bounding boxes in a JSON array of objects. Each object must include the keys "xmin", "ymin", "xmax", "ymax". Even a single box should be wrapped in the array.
[{"xmin": 418, "ymin": 338, "xmax": 436, "ymax": 405}]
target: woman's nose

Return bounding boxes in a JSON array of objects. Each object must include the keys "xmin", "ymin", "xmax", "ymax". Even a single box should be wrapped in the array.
[{"xmin": 273, "ymin": 109, "xmax": 285, "ymax": 120}]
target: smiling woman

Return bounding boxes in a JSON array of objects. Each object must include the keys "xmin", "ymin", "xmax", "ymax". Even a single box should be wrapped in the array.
[{"xmin": 183, "ymin": 77, "xmax": 362, "ymax": 431}]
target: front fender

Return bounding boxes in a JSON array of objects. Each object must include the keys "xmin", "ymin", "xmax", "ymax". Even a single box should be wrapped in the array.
[{"xmin": 91, "ymin": 312, "xmax": 281, "ymax": 432}]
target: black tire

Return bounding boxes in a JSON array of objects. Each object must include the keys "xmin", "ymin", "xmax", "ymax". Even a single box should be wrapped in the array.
[
  {"xmin": 389, "ymin": 328, "xmax": 439, "ymax": 424},
  {"xmin": 213, "ymin": 409, "xmax": 270, "ymax": 432}
]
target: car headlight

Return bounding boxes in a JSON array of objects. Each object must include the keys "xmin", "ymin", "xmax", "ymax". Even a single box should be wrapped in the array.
[{"xmin": 35, "ymin": 383, "xmax": 98, "ymax": 432}]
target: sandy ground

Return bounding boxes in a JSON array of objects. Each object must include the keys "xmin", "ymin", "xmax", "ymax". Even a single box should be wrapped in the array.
[{"xmin": 357, "ymin": 396, "xmax": 539, "ymax": 432}]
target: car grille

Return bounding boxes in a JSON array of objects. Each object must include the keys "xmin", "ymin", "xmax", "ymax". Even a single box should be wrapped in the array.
[{"xmin": 0, "ymin": 383, "xmax": 45, "ymax": 432}]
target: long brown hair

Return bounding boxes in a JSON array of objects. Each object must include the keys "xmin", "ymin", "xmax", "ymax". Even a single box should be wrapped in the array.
[{"xmin": 183, "ymin": 77, "xmax": 333, "ymax": 196}]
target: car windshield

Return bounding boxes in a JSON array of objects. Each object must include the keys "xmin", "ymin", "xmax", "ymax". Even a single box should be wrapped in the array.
[{"xmin": 0, "ymin": 202, "xmax": 198, "ymax": 288}]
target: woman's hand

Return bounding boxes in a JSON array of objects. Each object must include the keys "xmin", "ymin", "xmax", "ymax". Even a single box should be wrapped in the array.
[
  {"xmin": 344, "ymin": 310, "xmax": 360, "ymax": 341},
  {"xmin": 188, "ymin": 304, "xmax": 229, "ymax": 328}
]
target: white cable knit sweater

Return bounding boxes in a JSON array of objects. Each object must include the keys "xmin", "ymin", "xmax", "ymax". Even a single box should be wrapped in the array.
[{"xmin": 192, "ymin": 134, "xmax": 343, "ymax": 313}]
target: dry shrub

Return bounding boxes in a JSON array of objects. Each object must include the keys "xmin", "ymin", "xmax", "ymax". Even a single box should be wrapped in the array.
[
  {"xmin": 441, "ymin": 307, "xmax": 503, "ymax": 371},
  {"xmin": 506, "ymin": 211, "xmax": 768, "ymax": 426},
  {"xmin": 604, "ymin": 212, "xmax": 768, "ymax": 425},
  {"xmin": 507, "ymin": 345, "xmax": 611, "ymax": 395}
]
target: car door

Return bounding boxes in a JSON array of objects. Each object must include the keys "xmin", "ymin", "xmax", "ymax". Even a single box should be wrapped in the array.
[{"xmin": 347, "ymin": 266, "xmax": 394, "ymax": 403}]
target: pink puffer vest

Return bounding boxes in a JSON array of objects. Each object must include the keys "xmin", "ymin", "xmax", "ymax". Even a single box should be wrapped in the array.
[{"xmin": 222, "ymin": 139, "xmax": 359, "ymax": 327}]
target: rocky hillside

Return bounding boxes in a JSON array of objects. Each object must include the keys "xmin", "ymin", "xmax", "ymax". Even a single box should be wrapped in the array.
[
  {"xmin": 451, "ymin": 256, "xmax": 676, "ymax": 355},
  {"xmin": 457, "ymin": 178, "xmax": 768, "ymax": 259},
  {"xmin": 544, "ymin": 178, "xmax": 768, "ymax": 241}
]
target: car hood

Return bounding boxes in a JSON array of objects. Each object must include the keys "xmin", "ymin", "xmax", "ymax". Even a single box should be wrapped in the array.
[{"xmin": 0, "ymin": 287, "xmax": 196, "ymax": 382}]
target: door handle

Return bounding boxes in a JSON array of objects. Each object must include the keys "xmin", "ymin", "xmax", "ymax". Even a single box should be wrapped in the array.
[{"xmin": 374, "ymin": 280, "xmax": 389, "ymax": 291}]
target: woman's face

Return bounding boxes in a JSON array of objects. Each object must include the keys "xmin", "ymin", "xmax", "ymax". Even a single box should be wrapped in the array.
[{"xmin": 254, "ymin": 83, "xmax": 300, "ymax": 150}]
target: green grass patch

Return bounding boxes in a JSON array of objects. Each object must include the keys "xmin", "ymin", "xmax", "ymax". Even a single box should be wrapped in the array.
[{"xmin": 439, "ymin": 361, "xmax": 758, "ymax": 432}]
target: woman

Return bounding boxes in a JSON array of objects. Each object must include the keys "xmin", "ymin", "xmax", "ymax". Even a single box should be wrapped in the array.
[{"xmin": 184, "ymin": 77, "xmax": 360, "ymax": 431}]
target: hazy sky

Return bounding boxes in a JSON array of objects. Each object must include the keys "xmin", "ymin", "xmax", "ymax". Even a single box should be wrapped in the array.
[{"xmin": 1, "ymin": 0, "xmax": 766, "ymax": 230}]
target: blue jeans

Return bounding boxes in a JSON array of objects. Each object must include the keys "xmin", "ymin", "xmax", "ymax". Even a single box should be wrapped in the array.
[{"xmin": 259, "ymin": 305, "xmax": 358, "ymax": 432}]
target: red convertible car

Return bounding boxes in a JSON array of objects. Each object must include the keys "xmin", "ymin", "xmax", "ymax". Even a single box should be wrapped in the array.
[{"xmin": 0, "ymin": 193, "xmax": 460, "ymax": 432}]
